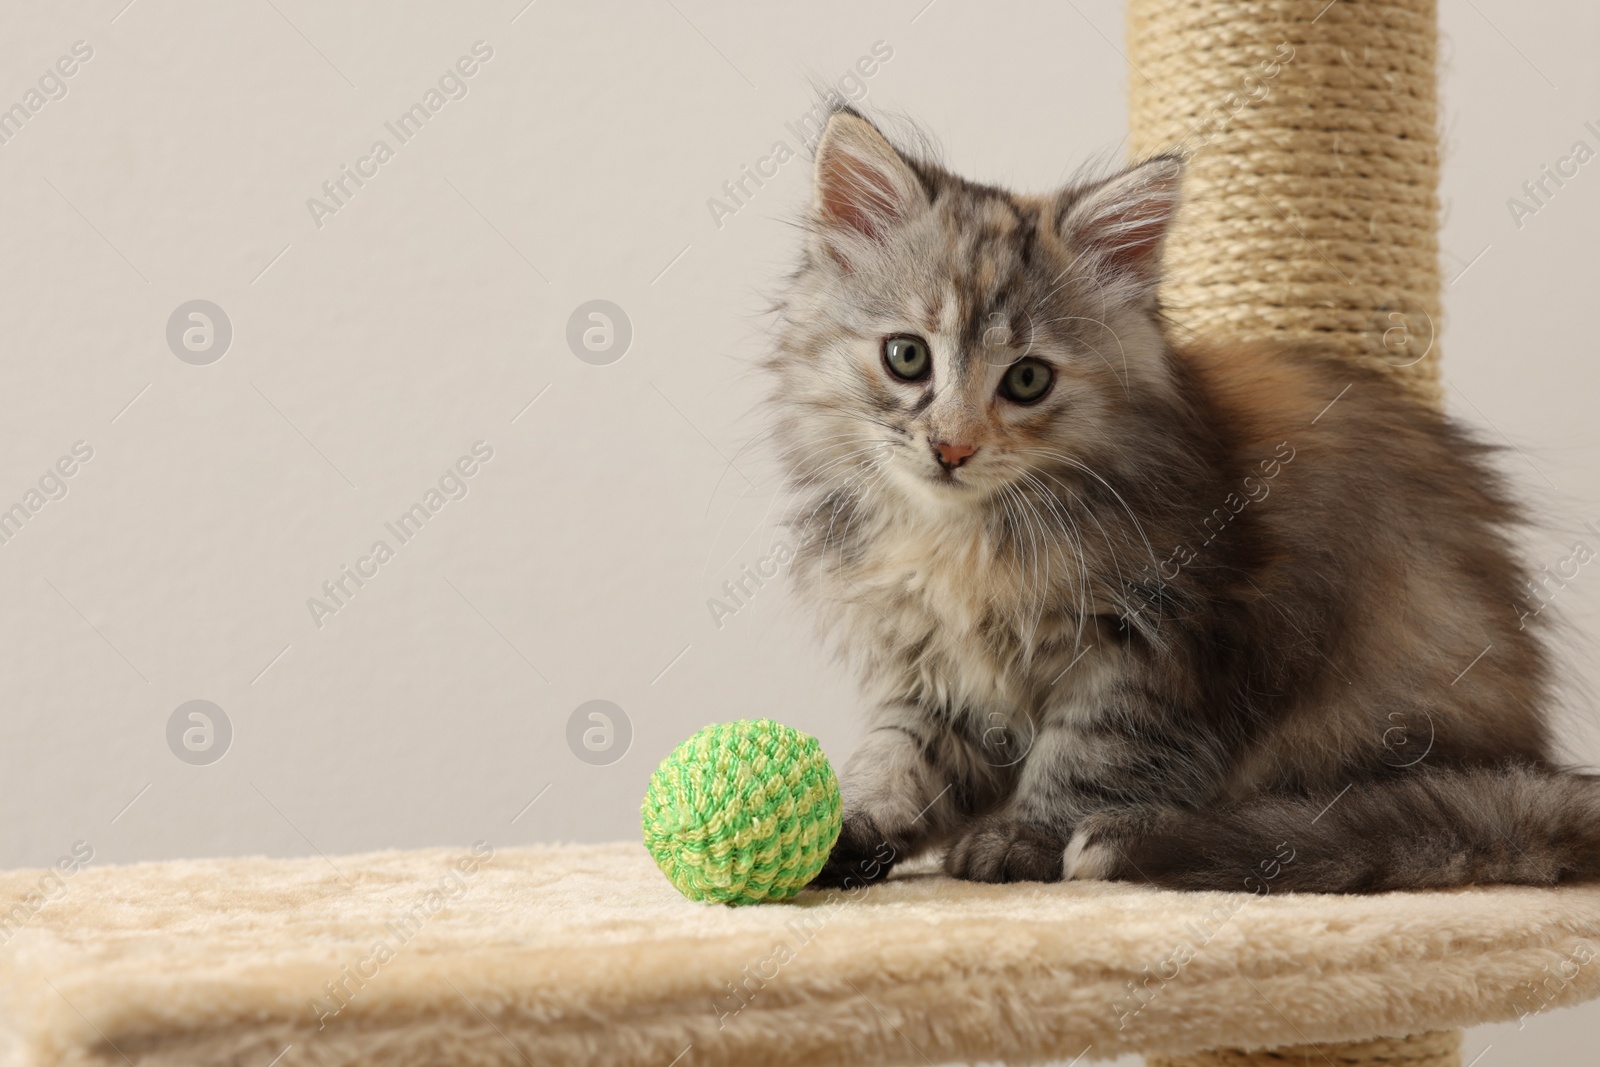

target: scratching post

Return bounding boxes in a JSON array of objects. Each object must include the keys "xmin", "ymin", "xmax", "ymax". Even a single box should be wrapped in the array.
[
  {"xmin": 1129, "ymin": 0, "xmax": 1452, "ymax": 1063},
  {"xmin": 1128, "ymin": 0, "xmax": 1442, "ymax": 405}
]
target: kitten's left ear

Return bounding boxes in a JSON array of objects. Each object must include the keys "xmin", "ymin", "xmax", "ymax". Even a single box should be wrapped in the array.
[{"xmin": 1057, "ymin": 156, "xmax": 1184, "ymax": 294}]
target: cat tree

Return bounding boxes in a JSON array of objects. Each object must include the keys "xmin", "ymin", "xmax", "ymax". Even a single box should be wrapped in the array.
[{"xmin": 6, "ymin": 2, "xmax": 1599, "ymax": 1066}]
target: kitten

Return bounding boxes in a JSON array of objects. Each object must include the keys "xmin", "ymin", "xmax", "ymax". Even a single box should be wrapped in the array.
[{"xmin": 770, "ymin": 107, "xmax": 1600, "ymax": 893}]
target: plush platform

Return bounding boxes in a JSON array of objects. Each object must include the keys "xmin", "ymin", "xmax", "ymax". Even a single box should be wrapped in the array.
[{"xmin": 3, "ymin": 842, "xmax": 1599, "ymax": 1066}]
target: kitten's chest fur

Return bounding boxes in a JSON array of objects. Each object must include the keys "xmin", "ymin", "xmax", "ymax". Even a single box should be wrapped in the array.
[{"xmin": 802, "ymin": 504, "xmax": 1095, "ymax": 718}]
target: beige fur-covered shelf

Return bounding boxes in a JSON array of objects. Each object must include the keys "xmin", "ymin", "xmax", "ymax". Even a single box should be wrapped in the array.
[{"xmin": 2, "ymin": 843, "xmax": 1598, "ymax": 1066}]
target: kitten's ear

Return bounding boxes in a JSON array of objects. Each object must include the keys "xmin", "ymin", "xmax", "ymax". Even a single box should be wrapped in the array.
[
  {"xmin": 1057, "ymin": 156, "xmax": 1184, "ymax": 294},
  {"xmin": 812, "ymin": 110, "xmax": 927, "ymax": 263}
]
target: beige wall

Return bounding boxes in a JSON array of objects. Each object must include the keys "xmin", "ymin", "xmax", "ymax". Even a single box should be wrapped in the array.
[{"xmin": 0, "ymin": 0, "xmax": 1595, "ymax": 1058}]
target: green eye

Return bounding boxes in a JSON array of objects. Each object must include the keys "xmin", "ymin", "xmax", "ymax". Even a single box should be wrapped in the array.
[
  {"xmin": 882, "ymin": 335, "xmax": 931, "ymax": 382},
  {"xmin": 1000, "ymin": 358, "xmax": 1053, "ymax": 403}
]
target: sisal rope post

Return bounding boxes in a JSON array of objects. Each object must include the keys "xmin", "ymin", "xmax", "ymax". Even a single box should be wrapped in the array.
[
  {"xmin": 1128, "ymin": 0, "xmax": 1451, "ymax": 1060},
  {"xmin": 1127, "ymin": 0, "xmax": 1442, "ymax": 406},
  {"xmin": 1147, "ymin": 1030, "xmax": 1463, "ymax": 1067}
]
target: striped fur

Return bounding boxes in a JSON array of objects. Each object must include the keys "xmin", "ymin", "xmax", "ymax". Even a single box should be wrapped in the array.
[{"xmin": 770, "ymin": 109, "xmax": 1600, "ymax": 894}]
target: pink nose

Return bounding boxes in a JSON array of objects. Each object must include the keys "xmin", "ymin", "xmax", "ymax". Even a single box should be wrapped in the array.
[{"xmin": 933, "ymin": 440, "xmax": 977, "ymax": 470}]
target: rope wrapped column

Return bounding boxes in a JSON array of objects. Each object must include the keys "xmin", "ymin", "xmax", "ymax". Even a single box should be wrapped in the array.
[{"xmin": 1128, "ymin": 0, "xmax": 1442, "ymax": 406}]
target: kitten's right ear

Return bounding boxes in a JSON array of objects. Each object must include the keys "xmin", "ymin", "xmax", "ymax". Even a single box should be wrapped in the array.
[{"xmin": 812, "ymin": 110, "xmax": 927, "ymax": 265}]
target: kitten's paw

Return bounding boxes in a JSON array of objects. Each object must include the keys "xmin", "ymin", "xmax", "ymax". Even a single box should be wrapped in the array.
[
  {"xmin": 1063, "ymin": 814, "xmax": 1122, "ymax": 881},
  {"xmin": 807, "ymin": 813, "xmax": 898, "ymax": 890},
  {"xmin": 1064, "ymin": 810, "xmax": 1157, "ymax": 881},
  {"xmin": 943, "ymin": 816, "xmax": 1066, "ymax": 883}
]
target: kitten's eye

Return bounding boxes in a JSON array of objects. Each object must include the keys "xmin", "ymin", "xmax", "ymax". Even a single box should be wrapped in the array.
[
  {"xmin": 1000, "ymin": 358, "xmax": 1053, "ymax": 403},
  {"xmin": 882, "ymin": 334, "xmax": 931, "ymax": 382}
]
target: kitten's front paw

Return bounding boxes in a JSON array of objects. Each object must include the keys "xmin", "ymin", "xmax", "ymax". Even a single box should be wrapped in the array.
[
  {"xmin": 1063, "ymin": 812, "xmax": 1124, "ymax": 881},
  {"xmin": 943, "ymin": 816, "xmax": 1066, "ymax": 883},
  {"xmin": 807, "ymin": 812, "xmax": 898, "ymax": 890},
  {"xmin": 1064, "ymin": 810, "xmax": 1157, "ymax": 881}
]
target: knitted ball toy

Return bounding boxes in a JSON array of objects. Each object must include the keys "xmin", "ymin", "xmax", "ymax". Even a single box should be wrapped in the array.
[{"xmin": 641, "ymin": 719, "xmax": 842, "ymax": 905}]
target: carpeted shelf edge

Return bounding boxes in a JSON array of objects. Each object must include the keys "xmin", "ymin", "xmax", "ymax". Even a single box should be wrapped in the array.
[{"xmin": 1, "ymin": 843, "xmax": 1597, "ymax": 1066}]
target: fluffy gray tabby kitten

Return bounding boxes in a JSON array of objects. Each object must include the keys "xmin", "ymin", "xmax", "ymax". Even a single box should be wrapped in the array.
[{"xmin": 771, "ymin": 108, "xmax": 1600, "ymax": 893}]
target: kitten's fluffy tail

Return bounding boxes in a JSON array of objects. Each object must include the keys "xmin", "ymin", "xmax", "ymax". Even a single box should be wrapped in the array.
[{"xmin": 1120, "ymin": 765, "xmax": 1600, "ymax": 893}]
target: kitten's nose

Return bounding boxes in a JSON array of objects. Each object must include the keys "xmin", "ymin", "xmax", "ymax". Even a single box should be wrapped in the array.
[{"xmin": 932, "ymin": 440, "xmax": 977, "ymax": 470}]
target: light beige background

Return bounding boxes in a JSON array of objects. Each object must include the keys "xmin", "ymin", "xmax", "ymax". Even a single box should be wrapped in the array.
[{"xmin": 0, "ymin": 0, "xmax": 1596, "ymax": 1061}]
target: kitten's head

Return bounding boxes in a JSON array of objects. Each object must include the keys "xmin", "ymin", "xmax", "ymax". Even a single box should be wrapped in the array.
[{"xmin": 772, "ymin": 109, "xmax": 1184, "ymax": 515}]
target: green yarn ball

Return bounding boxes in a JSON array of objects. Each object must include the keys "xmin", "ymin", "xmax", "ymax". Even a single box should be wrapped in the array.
[{"xmin": 641, "ymin": 719, "xmax": 842, "ymax": 905}]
